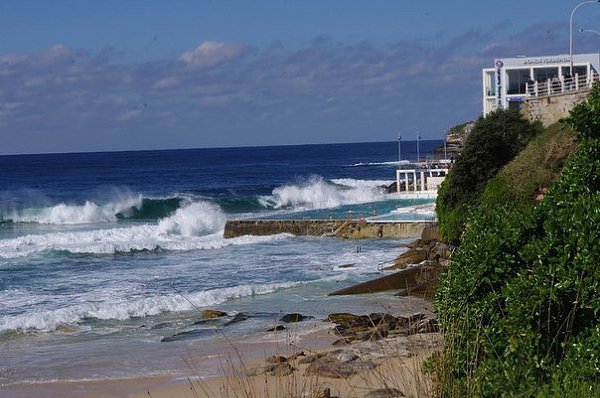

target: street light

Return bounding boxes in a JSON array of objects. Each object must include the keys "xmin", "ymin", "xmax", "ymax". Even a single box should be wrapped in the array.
[
  {"xmin": 397, "ymin": 133, "xmax": 402, "ymax": 169},
  {"xmin": 416, "ymin": 132, "xmax": 420, "ymax": 164},
  {"xmin": 570, "ymin": 0, "xmax": 600, "ymax": 75},
  {"xmin": 579, "ymin": 28, "xmax": 600, "ymax": 37}
]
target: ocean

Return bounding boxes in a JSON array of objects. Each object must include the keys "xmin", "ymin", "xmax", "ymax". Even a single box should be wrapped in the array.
[{"xmin": 0, "ymin": 140, "xmax": 441, "ymax": 388}]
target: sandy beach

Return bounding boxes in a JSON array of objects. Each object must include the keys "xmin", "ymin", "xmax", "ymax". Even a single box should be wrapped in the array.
[
  {"xmin": 135, "ymin": 333, "xmax": 441, "ymax": 398},
  {"xmin": 2, "ymin": 292, "xmax": 441, "ymax": 398}
]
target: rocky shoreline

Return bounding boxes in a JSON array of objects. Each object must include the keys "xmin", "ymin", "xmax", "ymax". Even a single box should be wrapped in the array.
[{"xmin": 146, "ymin": 227, "xmax": 453, "ymax": 398}]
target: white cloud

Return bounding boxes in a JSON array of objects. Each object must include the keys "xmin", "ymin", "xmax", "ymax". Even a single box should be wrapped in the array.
[
  {"xmin": 154, "ymin": 76, "xmax": 180, "ymax": 89},
  {"xmin": 119, "ymin": 109, "xmax": 143, "ymax": 121},
  {"xmin": 178, "ymin": 41, "xmax": 245, "ymax": 69},
  {"xmin": 38, "ymin": 44, "xmax": 74, "ymax": 65}
]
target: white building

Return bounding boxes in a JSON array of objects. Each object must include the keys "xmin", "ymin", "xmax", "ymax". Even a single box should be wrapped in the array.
[{"xmin": 482, "ymin": 53, "xmax": 600, "ymax": 116}]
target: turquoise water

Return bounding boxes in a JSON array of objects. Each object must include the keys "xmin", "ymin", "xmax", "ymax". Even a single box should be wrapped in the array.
[{"xmin": 258, "ymin": 198, "xmax": 435, "ymax": 221}]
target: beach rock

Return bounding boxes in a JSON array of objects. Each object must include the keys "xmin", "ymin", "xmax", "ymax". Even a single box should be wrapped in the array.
[
  {"xmin": 298, "ymin": 355, "xmax": 319, "ymax": 365},
  {"xmin": 279, "ymin": 313, "xmax": 309, "ymax": 323},
  {"xmin": 429, "ymin": 242, "xmax": 454, "ymax": 261},
  {"xmin": 224, "ymin": 313, "xmax": 249, "ymax": 326},
  {"xmin": 406, "ymin": 239, "xmax": 426, "ymax": 249},
  {"xmin": 327, "ymin": 312, "xmax": 401, "ymax": 342},
  {"xmin": 384, "ymin": 249, "xmax": 427, "ymax": 270},
  {"xmin": 245, "ymin": 364, "xmax": 276, "ymax": 376},
  {"xmin": 200, "ymin": 309, "xmax": 228, "ymax": 319},
  {"xmin": 327, "ymin": 313, "xmax": 366, "ymax": 324},
  {"xmin": 266, "ymin": 325, "xmax": 285, "ymax": 332},
  {"xmin": 364, "ymin": 388, "xmax": 405, "ymax": 398},
  {"xmin": 396, "ymin": 313, "xmax": 426, "ymax": 328},
  {"xmin": 269, "ymin": 362, "xmax": 295, "ymax": 376},
  {"xmin": 337, "ymin": 263, "xmax": 355, "ymax": 269},
  {"xmin": 332, "ymin": 338, "xmax": 351, "ymax": 346},
  {"xmin": 336, "ymin": 351, "xmax": 359, "ymax": 363},
  {"xmin": 304, "ymin": 357, "xmax": 356, "ymax": 378},
  {"xmin": 266, "ymin": 355, "xmax": 287, "ymax": 364},
  {"xmin": 385, "ymin": 182, "xmax": 397, "ymax": 194},
  {"xmin": 287, "ymin": 351, "xmax": 305, "ymax": 361},
  {"xmin": 407, "ymin": 318, "xmax": 439, "ymax": 335}
]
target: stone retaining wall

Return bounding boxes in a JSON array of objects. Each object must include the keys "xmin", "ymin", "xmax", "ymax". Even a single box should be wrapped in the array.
[
  {"xmin": 521, "ymin": 89, "xmax": 589, "ymax": 126},
  {"xmin": 224, "ymin": 220, "xmax": 432, "ymax": 239}
]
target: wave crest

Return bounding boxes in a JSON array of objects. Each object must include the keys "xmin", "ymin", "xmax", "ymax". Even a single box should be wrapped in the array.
[
  {"xmin": 5, "ymin": 195, "xmax": 143, "ymax": 225},
  {"xmin": 0, "ymin": 201, "xmax": 249, "ymax": 258},
  {"xmin": 157, "ymin": 202, "xmax": 225, "ymax": 236},
  {"xmin": 259, "ymin": 176, "xmax": 389, "ymax": 210}
]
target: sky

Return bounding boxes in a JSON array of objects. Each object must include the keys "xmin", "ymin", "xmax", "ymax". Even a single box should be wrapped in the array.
[{"xmin": 1, "ymin": 1, "xmax": 600, "ymax": 154}]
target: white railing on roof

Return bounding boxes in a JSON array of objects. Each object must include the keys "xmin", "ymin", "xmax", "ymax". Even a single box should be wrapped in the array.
[{"xmin": 527, "ymin": 71, "xmax": 599, "ymax": 98}]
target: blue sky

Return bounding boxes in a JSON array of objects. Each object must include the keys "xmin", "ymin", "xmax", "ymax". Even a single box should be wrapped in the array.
[{"xmin": 1, "ymin": 1, "xmax": 600, "ymax": 154}]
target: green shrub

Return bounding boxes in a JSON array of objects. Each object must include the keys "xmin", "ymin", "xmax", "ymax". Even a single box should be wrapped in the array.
[
  {"xmin": 437, "ymin": 109, "xmax": 541, "ymax": 244},
  {"xmin": 435, "ymin": 82, "xmax": 600, "ymax": 397}
]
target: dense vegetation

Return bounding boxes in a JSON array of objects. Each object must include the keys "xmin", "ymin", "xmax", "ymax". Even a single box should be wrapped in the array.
[
  {"xmin": 436, "ymin": 110, "xmax": 542, "ymax": 244},
  {"xmin": 435, "ymin": 82, "xmax": 600, "ymax": 397},
  {"xmin": 480, "ymin": 122, "xmax": 576, "ymax": 210}
]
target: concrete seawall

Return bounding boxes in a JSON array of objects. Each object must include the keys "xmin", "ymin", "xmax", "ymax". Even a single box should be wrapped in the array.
[{"xmin": 224, "ymin": 219, "xmax": 433, "ymax": 239}]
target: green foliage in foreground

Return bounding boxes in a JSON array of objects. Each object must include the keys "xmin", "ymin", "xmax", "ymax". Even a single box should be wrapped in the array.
[
  {"xmin": 436, "ymin": 110, "xmax": 541, "ymax": 244},
  {"xmin": 435, "ymin": 82, "xmax": 600, "ymax": 397}
]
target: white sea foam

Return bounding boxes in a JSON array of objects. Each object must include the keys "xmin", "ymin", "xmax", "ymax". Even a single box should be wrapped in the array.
[
  {"xmin": 157, "ymin": 202, "xmax": 225, "ymax": 236},
  {"xmin": 0, "ymin": 202, "xmax": 285, "ymax": 259},
  {"xmin": 258, "ymin": 177, "xmax": 390, "ymax": 210},
  {"xmin": 0, "ymin": 281, "xmax": 301, "ymax": 333},
  {"xmin": 5, "ymin": 194, "xmax": 143, "ymax": 225},
  {"xmin": 348, "ymin": 160, "xmax": 410, "ymax": 167}
]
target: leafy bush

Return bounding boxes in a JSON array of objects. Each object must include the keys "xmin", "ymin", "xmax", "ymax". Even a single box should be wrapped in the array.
[
  {"xmin": 435, "ymin": 82, "xmax": 600, "ymax": 397},
  {"xmin": 436, "ymin": 109, "xmax": 541, "ymax": 244}
]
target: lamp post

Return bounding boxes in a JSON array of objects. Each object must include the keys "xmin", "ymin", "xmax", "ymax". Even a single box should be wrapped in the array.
[
  {"xmin": 570, "ymin": 1, "xmax": 600, "ymax": 75},
  {"xmin": 579, "ymin": 28, "xmax": 600, "ymax": 37},
  {"xmin": 397, "ymin": 133, "xmax": 402, "ymax": 169},
  {"xmin": 416, "ymin": 132, "xmax": 420, "ymax": 164}
]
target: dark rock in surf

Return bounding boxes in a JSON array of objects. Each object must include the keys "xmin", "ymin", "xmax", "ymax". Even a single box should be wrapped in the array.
[
  {"xmin": 266, "ymin": 325, "xmax": 285, "ymax": 332},
  {"xmin": 279, "ymin": 313, "xmax": 310, "ymax": 323},
  {"xmin": 224, "ymin": 313, "xmax": 249, "ymax": 326},
  {"xmin": 200, "ymin": 309, "xmax": 228, "ymax": 319}
]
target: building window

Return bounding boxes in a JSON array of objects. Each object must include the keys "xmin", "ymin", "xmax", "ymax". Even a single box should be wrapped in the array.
[
  {"xmin": 507, "ymin": 69, "xmax": 530, "ymax": 94},
  {"xmin": 485, "ymin": 72, "xmax": 496, "ymax": 96},
  {"xmin": 534, "ymin": 67, "xmax": 559, "ymax": 83},
  {"xmin": 561, "ymin": 66, "xmax": 587, "ymax": 77}
]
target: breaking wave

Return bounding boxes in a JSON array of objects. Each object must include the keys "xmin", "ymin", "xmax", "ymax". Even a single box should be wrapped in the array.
[
  {"xmin": 258, "ymin": 176, "xmax": 390, "ymax": 210},
  {"xmin": 0, "ymin": 201, "xmax": 274, "ymax": 259},
  {"xmin": 0, "ymin": 281, "xmax": 301, "ymax": 333},
  {"xmin": 1, "ymin": 195, "xmax": 191, "ymax": 225}
]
